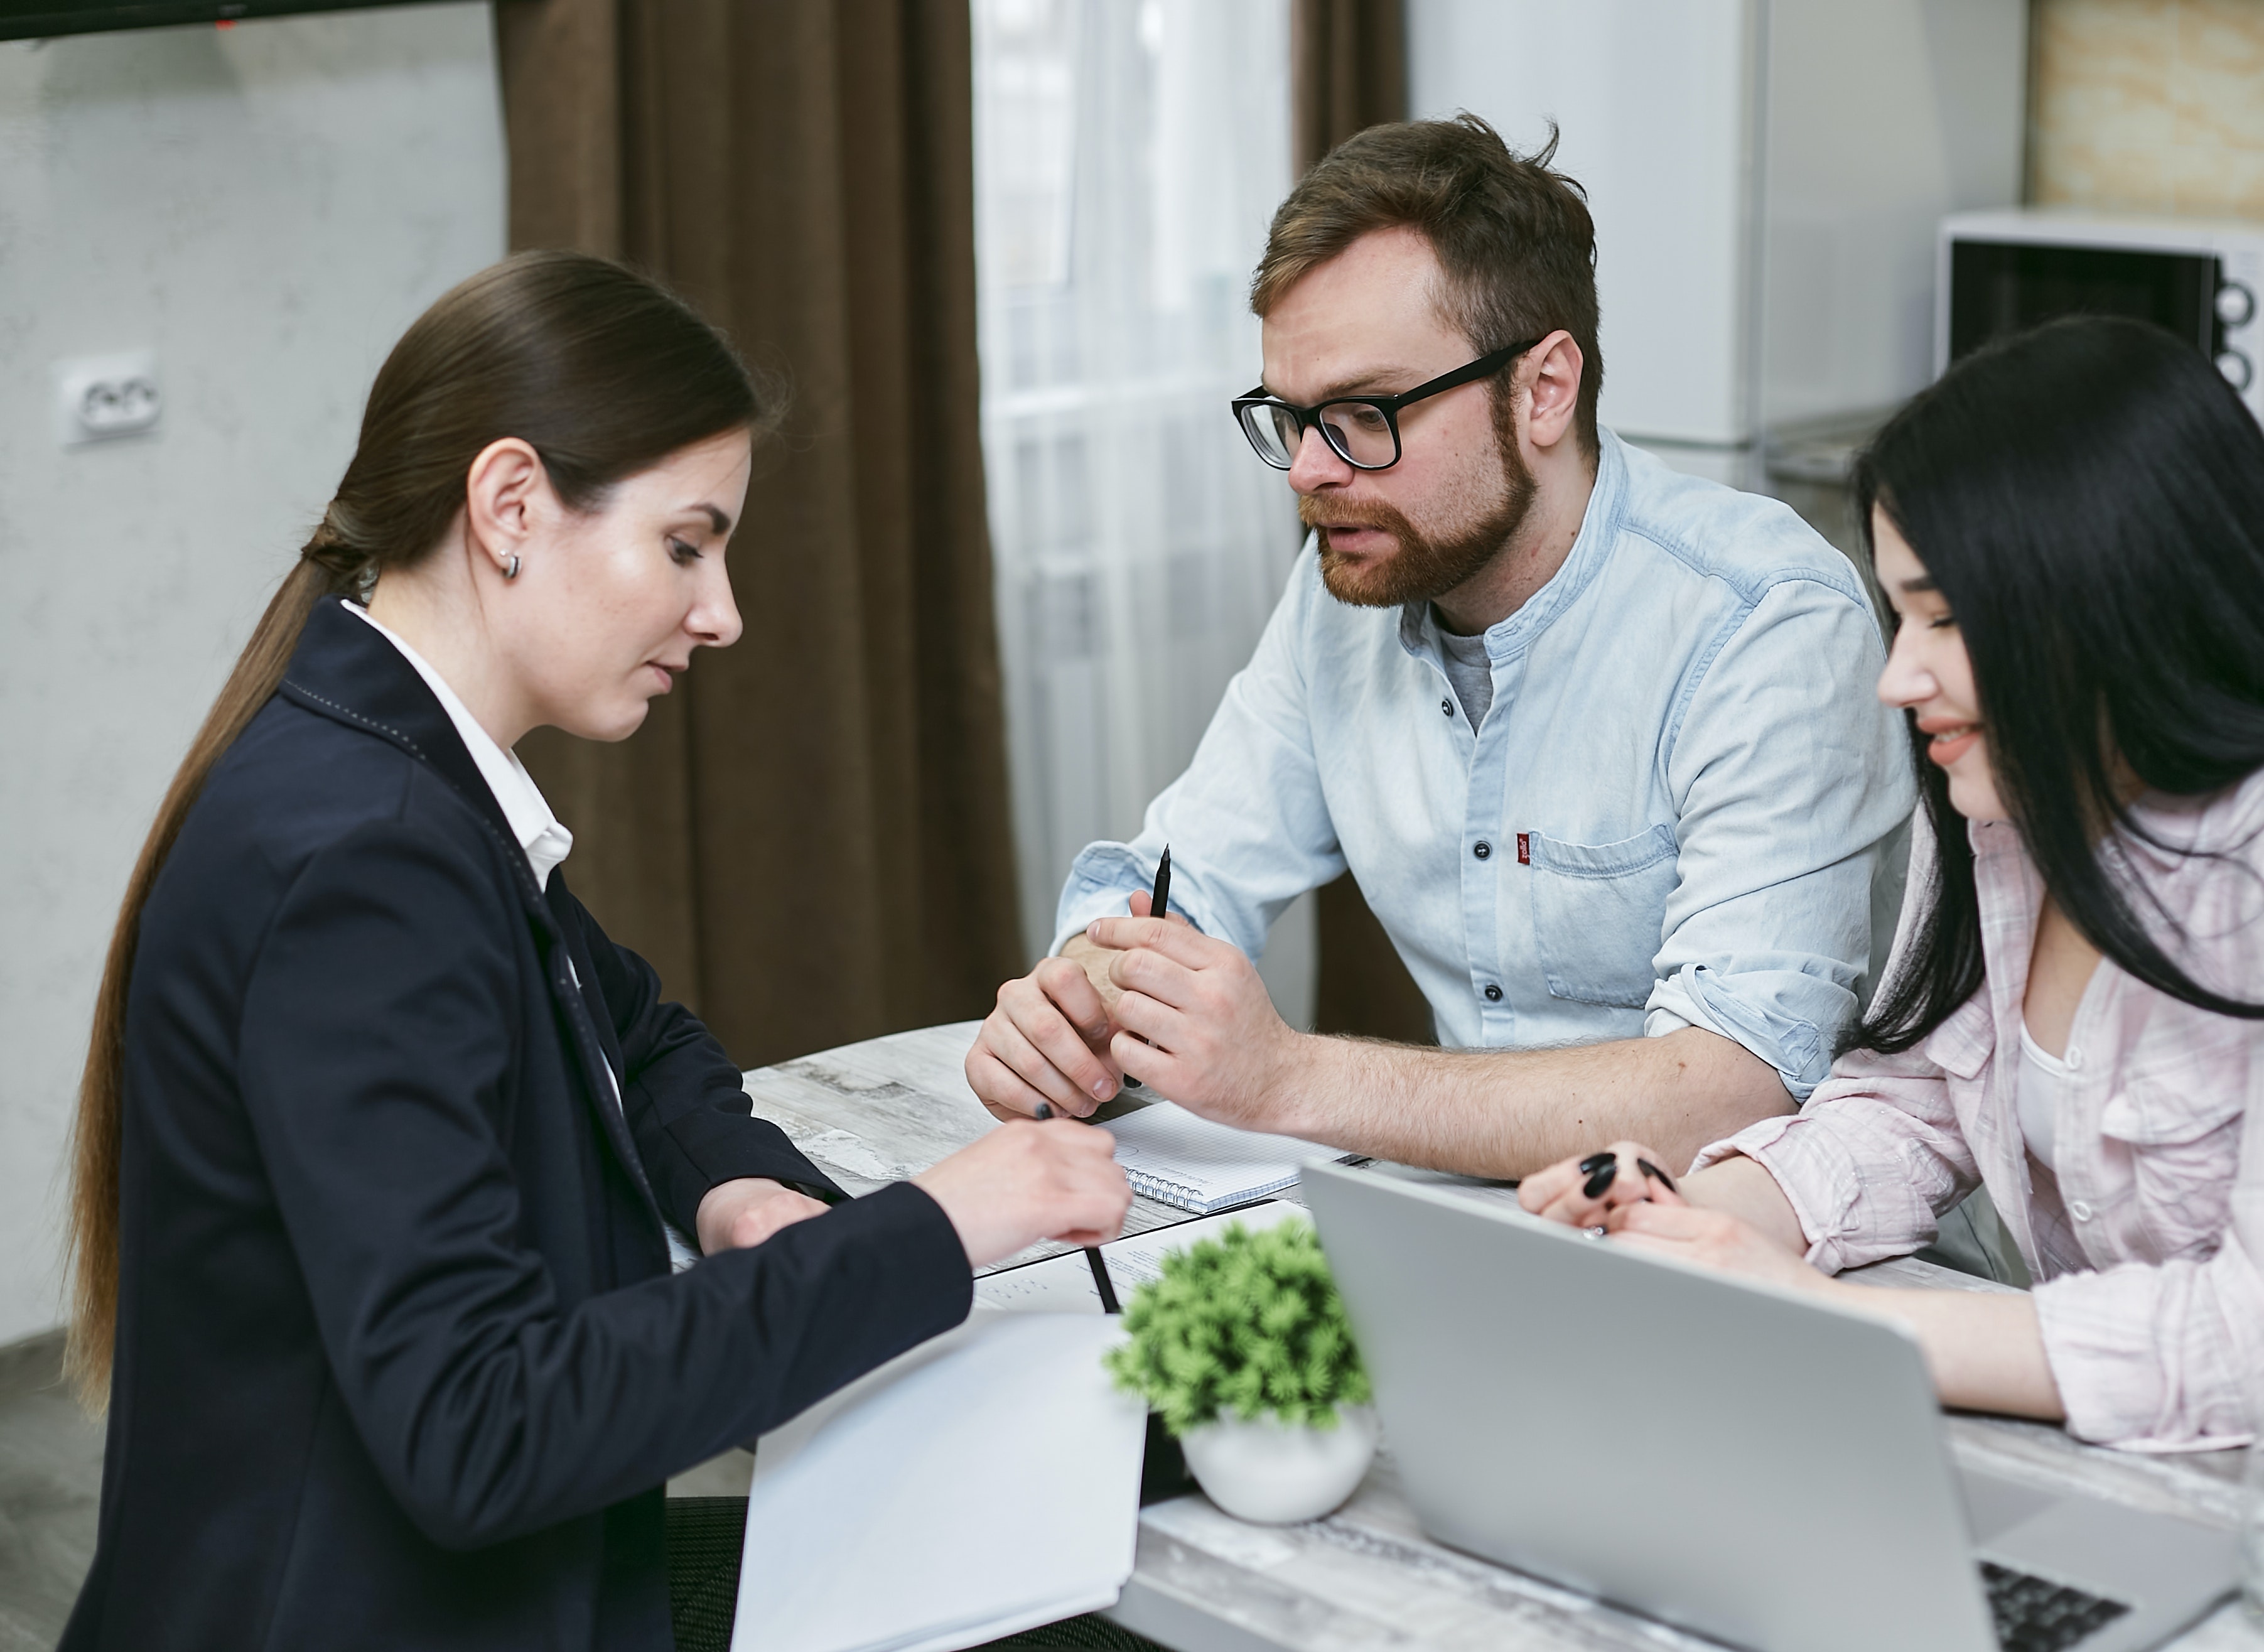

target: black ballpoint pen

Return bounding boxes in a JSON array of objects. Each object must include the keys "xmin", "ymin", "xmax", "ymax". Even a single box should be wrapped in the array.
[
  {"xmin": 1118, "ymin": 848, "xmax": 1170, "ymax": 1091},
  {"xmin": 1032, "ymin": 1101, "xmax": 1121, "ymax": 1313}
]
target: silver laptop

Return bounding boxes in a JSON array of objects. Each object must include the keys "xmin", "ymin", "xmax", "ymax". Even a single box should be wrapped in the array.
[{"xmin": 1302, "ymin": 1161, "xmax": 2240, "ymax": 1652}]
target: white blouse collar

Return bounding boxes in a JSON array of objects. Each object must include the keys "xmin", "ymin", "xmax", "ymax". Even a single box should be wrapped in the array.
[{"xmin": 340, "ymin": 601, "xmax": 574, "ymax": 891}]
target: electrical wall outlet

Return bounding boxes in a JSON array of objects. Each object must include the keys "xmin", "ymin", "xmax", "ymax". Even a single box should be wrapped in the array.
[{"xmin": 55, "ymin": 351, "xmax": 162, "ymax": 447}]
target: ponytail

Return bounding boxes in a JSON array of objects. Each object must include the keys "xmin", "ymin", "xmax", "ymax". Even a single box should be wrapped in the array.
[
  {"xmin": 65, "ymin": 554, "xmax": 332, "ymax": 1405},
  {"xmin": 63, "ymin": 251, "xmax": 765, "ymax": 1408}
]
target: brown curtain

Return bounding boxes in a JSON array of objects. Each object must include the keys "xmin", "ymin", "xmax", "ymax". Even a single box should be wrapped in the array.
[
  {"xmin": 492, "ymin": 0, "xmax": 1022, "ymax": 1068},
  {"xmin": 1290, "ymin": 0, "xmax": 1408, "ymax": 175},
  {"xmin": 1286, "ymin": 0, "xmax": 1432, "ymax": 1045}
]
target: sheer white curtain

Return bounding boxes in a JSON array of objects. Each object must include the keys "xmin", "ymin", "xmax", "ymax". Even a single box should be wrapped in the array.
[{"xmin": 973, "ymin": 0, "xmax": 1310, "ymax": 1009}]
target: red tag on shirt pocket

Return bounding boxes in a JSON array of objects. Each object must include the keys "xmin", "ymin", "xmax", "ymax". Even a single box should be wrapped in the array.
[{"xmin": 1517, "ymin": 833, "xmax": 1530, "ymax": 865}]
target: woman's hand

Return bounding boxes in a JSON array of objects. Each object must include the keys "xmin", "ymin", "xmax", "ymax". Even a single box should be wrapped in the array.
[
  {"xmin": 914, "ymin": 1118, "xmax": 1134, "ymax": 1269},
  {"xmin": 1605, "ymin": 1201, "xmax": 1829, "ymax": 1296},
  {"xmin": 695, "ymin": 1176, "xmax": 831, "ymax": 1255},
  {"xmin": 1521, "ymin": 1142, "xmax": 1825, "ymax": 1294},
  {"xmin": 1518, "ymin": 1140, "xmax": 1688, "ymax": 1228}
]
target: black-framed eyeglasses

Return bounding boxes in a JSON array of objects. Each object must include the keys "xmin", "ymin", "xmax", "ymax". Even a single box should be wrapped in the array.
[{"xmin": 1231, "ymin": 338, "xmax": 1542, "ymax": 472}]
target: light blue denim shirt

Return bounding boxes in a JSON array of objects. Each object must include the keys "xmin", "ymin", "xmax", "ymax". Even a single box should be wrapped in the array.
[{"xmin": 1054, "ymin": 431, "xmax": 1916, "ymax": 1098}]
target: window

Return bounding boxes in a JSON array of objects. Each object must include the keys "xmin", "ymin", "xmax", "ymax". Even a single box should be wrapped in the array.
[{"xmin": 973, "ymin": 0, "xmax": 1298, "ymax": 974}]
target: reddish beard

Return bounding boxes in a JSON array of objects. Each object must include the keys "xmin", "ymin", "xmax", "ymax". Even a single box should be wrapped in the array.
[{"xmin": 1300, "ymin": 402, "xmax": 1536, "ymax": 608}]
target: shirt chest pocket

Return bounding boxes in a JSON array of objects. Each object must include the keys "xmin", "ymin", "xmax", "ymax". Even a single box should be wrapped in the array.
[{"xmin": 1526, "ymin": 825, "xmax": 1679, "ymax": 1010}]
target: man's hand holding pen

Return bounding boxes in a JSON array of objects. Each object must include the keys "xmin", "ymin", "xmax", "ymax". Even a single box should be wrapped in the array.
[
  {"xmin": 1075, "ymin": 910, "xmax": 1305, "ymax": 1135},
  {"xmin": 966, "ymin": 848, "xmax": 1258, "ymax": 1125}
]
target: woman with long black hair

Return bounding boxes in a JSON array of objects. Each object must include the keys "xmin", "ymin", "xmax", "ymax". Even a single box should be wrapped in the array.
[
  {"xmin": 1521, "ymin": 315, "xmax": 2264, "ymax": 1450},
  {"xmin": 58, "ymin": 251, "xmax": 1131, "ymax": 1649}
]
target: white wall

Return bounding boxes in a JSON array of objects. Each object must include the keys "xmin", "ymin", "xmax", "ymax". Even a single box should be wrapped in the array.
[
  {"xmin": 1407, "ymin": 0, "xmax": 2024, "ymax": 449},
  {"xmin": 0, "ymin": 4, "xmax": 504, "ymax": 1347}
]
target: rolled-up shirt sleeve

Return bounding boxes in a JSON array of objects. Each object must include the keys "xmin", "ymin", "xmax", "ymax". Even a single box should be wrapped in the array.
[
  {"xmin": 1646, "ymin": 578, "xmax": 1915, "ymax": 1097},
  {"xmin": 1701, "ymin": 791, "xmax": 2264, "ymax": 1451},
  {"xmin": 2034, "ymin": 1238, "xmax": 2264, "ymax": 1452},
  {"xmin": 1053, "ymin": 556, "xmax": 1345, "ymax": 959},
  {"xmin": 1694, "ymin": 1035, "xmax": 1984, "ymax": 1268}
]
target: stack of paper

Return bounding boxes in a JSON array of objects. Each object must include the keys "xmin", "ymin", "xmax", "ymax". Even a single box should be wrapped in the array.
[
  {"xmin": 1104, "ymin": 1101, "xmax": 1353, "ymax": 1213},
  {"xmin": 730, "ymin": 1309, "xmax": 1147, "ymax": 1652}
]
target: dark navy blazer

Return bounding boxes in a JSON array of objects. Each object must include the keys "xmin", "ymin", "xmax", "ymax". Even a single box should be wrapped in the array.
[{"xmin": 62, "ymin": 599, "xmax": 972, "ymax": 1650}]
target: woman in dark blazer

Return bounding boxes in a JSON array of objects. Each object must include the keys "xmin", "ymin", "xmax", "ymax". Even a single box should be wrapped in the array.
[{"xmin": 58, "ymin": 252, "xmax": 1129, "ymax": 1651}]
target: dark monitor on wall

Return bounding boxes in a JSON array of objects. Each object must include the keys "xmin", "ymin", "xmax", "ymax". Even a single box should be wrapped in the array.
[{"xmin": 0, "ymin": 1, "xmax": 448, "ymax": 43}]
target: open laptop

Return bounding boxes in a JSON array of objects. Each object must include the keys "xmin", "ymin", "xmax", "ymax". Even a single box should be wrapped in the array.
[{"xmin": 1302, "ymin": 1161, "xmax": 2240, "ymax": 1652}]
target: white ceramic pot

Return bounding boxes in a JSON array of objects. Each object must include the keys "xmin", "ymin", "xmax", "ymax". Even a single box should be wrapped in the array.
[{"xmin": 1177, "ymin": 1405, "xmax": 1379, "ymax": 1525}]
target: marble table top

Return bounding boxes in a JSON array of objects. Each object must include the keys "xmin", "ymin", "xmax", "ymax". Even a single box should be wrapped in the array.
[{"xmin": 742, "ymin": 1020, "xmax": 2259, "ymax": 1651}]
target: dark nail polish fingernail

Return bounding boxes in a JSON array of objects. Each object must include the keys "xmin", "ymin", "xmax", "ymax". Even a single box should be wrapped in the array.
[
  {"xmin": 1578, "ymin": 1151, "xmax": 1615, "ymax": 1175},
  {"xmin": 1637, "ymin": 1158, "xmax": 1677, "ymax": 1194},
  {"xmin": 1582, "ymin": 1163, "xmax": 1617, "ymax": 1201},
  {"xmin": 1033, "ymin": 1102, "xmax": 1053, "ymax": 1120}
]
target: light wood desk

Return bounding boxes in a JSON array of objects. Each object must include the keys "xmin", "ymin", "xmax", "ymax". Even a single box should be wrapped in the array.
[{"xmin": 742, "ymin": 1021, "xmax": 2260, "ymax": 1652}]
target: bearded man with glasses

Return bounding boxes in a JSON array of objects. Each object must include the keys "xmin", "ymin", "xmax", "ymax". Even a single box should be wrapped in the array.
[{"xmin": 968, "ymin": 116, "xmax": 1914, "ymax": 1182}]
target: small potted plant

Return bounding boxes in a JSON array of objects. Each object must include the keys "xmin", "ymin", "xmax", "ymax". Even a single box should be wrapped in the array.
[{"xmin": 1104, "ymin": 1217, "xmax": 1378, "ymax": 1525}]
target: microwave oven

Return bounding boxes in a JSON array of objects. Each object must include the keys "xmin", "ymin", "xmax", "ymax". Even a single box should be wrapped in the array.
[{"xmin": 1938, "ymin": 208, "xmax": 2264, "ymax": 423}]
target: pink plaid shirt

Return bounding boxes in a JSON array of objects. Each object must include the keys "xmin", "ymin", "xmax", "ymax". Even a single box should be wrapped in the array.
[{"xmin": 1697, "ymin": 770, "xmax": 2264, "ymax": 1451}]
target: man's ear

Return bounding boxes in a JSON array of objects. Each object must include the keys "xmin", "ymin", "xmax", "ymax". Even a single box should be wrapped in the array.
[
  {"xmin": 463, "ymin": 437, "xmax": 547, "ymax": 577},
  {"xmin": 1523, "ymin": 330, "xmax": 1585, "ymax": 454}
]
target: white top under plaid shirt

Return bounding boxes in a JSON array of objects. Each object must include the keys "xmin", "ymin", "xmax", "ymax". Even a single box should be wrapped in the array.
[{"xmin": 1700, "ymin": 770, "xmax": 2264, "ymax": 1452}]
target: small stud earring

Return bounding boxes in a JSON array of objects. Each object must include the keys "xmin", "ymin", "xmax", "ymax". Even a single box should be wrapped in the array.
[{"xmin": 504, "ymin": 554, "xmax": 521, "ymax": 581}]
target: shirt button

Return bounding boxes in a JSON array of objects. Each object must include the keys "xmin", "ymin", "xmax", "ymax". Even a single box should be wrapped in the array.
[
  {"xmin": 2069, "ymin": 1199, "xmax": 2094, "ymax": 1222},
  {"xmin": 1441, "ymin": 698, "xmax": 1453, "ymax": 717},
  {"xmin": 1474, "ymin": 841, "xmax": 1492, "ymax": 860},
  {"xmin": 1484, "ymin": 984, "xmax": 1503, "ymax": 1002},
  {"xmin": 2064, "ymin": 1047, "xmax": 2082, "ymax": 1071}
]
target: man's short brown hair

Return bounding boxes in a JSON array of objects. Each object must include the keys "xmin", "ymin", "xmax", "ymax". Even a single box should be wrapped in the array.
[{"xmin": 1251, "ymin": 115, "xmax": 1603, "ymax": 453}]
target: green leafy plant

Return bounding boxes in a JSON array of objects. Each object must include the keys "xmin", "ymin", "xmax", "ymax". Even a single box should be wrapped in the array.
[{"xmin": 1104, "ymin": 1217, "xmax": 1372, "ymax": 1435}]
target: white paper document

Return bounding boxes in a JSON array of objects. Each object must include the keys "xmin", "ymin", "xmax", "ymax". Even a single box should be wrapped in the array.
[
  {"xmin": 1103, "ymin": 1101, "xmax": 1354, "ymax": 1212},
  {"xmin": 975, "ymin": 1201, "xmax": 1308, "ymax": 1314},
  {"xmin": 731, "ymin": 1309, "xmax": 1147, "ymax": 1652}
]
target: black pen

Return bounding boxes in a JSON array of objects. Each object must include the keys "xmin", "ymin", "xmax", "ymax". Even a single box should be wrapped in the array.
[
  {"xmin": 1119, "ymin": 848, "xmax": 1170, "ymax": 1091},
  {"xmin": 1032, "ymin": 1101, "xmax": 1121, "ymax": 1313}
]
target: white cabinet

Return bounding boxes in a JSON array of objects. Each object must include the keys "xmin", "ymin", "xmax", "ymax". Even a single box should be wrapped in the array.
[{"xmin": 1408, "ymin": 0, "xmax": 2026, "ymax": 464}]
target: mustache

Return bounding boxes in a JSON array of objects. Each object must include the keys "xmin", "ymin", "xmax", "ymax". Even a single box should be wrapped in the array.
[{"xmin": 1298, "ymin": 495, "xmax": 1406, "ymax": 533}]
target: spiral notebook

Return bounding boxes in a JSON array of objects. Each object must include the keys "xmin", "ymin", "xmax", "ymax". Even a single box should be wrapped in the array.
[{"xmin": 1104, "ymin": 1100, "xmax": 1353, "ymax": 1213}]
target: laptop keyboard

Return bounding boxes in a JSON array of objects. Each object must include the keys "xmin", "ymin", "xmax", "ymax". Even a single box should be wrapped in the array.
[{"xmin": 1982, "ymin": 1560, "xmax": 2131, "ymax": 1651}]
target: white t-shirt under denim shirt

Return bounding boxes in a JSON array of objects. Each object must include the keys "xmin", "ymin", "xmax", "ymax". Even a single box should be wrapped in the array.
[{"xmin": 1052, "ymin": 431, "xmax": 1916, "ymax": 1099}]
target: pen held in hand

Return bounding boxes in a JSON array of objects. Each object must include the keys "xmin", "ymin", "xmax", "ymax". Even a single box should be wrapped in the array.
[
  {"xmin": 1117, "ymin": 847, "xmax": 1171, "ymax": 1091},
  {"xmin": 1031, "ymin": 1101, "xmax": 1122, "ymax": 1313}
]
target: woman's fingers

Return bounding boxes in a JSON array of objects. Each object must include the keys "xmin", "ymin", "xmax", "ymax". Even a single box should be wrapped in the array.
[
  {"xmin": 1607, "ymin": 1201, "xmax": 1713, "ymax": 1239},
  {"xmin": 1520, "ymin": 1140, "xmax": 1673, "ymax": 1226},
  {"xmin": 1517, "ymin": 1155, "xmax": 1581, "ymax": 1213},
  {"xmin": 1607, "ymin": 1202, "xmax": 1825, "ymax": 1293},
  {"xmin": 1634, "ymin": 1157, "xmax": 1687, "ymax": 1205},
  {"xmin": 914, "ymin": 1118, "xmax": 1133, "ymax": 1269}
]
